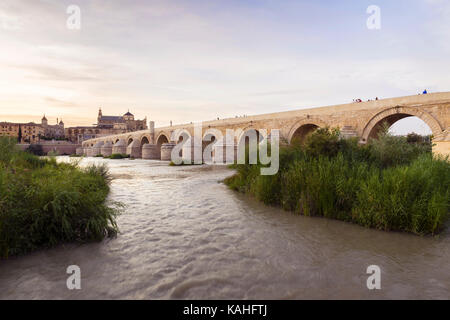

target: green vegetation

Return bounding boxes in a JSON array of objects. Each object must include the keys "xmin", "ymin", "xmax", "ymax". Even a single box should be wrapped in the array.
[
  {"xmin": 25, "ymin": 144, "xmax": 44, "ymax": 156},
  {"xmin": 47, "ymin": 150, "xmax": 59, "ymax": 157},
  {"xmin": 104, "ymin": 153, "xmax": 129, "ymax": 159},
  {"xmin": 224, "ymin": 127, "xmax": 449, "ymax": 235},
  {"xmin": 0, "ymin": 137, "xmax": 121, "ymax": 258}
]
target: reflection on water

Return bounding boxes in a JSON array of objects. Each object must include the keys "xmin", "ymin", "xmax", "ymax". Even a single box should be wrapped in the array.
[{"xmin": 0, "ymin": 157, "xmax": 449, "ymax": 299}]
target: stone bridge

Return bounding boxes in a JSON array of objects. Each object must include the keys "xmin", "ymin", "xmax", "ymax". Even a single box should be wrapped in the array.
[{"xmin": 80, "ymin": 92, "xmax": 450, "ymax": 160}]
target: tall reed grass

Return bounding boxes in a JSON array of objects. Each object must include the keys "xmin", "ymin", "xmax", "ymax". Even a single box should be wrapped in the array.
[
  {"xmin": 0, "ymin": 137, "xmax": 122, "ymax": 257},
  {"xmin": 224, "ymin": 128, "xmax": 449, "ymax": 235}
]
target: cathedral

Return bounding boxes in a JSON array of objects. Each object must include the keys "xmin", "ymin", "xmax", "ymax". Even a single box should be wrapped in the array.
[
  {"xmin": 96, "ymin": 108, "xmax": 147, "ymax": 131},
  {"xmin": 65, "ymin": 109, "xmax": 148, "ymax": 143}
]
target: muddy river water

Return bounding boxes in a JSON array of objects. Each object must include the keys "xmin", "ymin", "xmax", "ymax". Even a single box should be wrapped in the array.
[{"xmin": 0, "ymin": 157, "xmax": 449, "ymax": 299}]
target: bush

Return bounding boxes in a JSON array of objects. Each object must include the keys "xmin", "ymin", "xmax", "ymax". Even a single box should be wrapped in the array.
[
  {"xmin": 25, "ymin": 144, "xmax": 44, "ymax": 156},
  {"xmin": 0, "ymin": 137, "xmax": 122, "ymax": 258},
  {"xmin": 106, "ymin": 153, "xmax": 129, "ymax": 159},
  {"xmin": 369, "ymin": 131, "xmax": 432, "ymax": 168},
  {"xmin": 47, "ymin": 150, "xmax": 59, "ymax": 157},
  {"xmin": 303, "ymin": 127, "xmax": 341, "ymax": 158},
  {"xmin": 224, "ymin": 128, "xmax": 449, "ymax": 235}
]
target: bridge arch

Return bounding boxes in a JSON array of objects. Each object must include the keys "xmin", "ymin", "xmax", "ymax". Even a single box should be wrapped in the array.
[
  {"xmin": 237, "ymin": 127, "xmax": 266, "ymax": 146},
  {"xmin": 287, "ymin": 119, "xmax": 328, "ymax": 144},
  {"xmin": 127, "ymin": 136, "xmax": 134, "ymax": 146},
  {"xmin": 172, "ymin": 128, "xmax": 192, "ymax": 144},
  {"xmin": 140, "ymin": 135, "xmax": 150, "ymax": 146},
  {"xmin": 155, "ymin": 132, "xmax": 170, "ymax": 159},
  {"xmin": 202, "ymin": 128, "xmax": 223, "ymax": 141},
  {"xmin": 361, "ymin": 106, "xmax": 443, "ymax": 142},
  {"xmin": 156, "ymin": 132, "xmax": 170, "ymax": 144},
  {"xmin": 235, "ymin": 128, "xmax": 266, "ymax": 164}
]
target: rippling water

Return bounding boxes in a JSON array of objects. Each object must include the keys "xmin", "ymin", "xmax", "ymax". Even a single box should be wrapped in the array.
[{"xmin": 0, "ymin": 157, "xmax": 449, "ymax": 299}]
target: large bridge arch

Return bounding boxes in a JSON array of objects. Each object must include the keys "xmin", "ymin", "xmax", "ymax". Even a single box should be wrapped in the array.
[
  {"xmin": 156, "ymin": 132, "xmax": 170, "ymax": 144},
  {"xmin": 287, "ymin": 118, "xmax": 328, "ymax": 144},
  {"xmin": 361, "ymin": 106, "xmax": 443, "ymax": 142}
]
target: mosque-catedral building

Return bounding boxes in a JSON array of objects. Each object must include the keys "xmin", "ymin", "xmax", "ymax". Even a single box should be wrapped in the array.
[{"xmin": 65, "ymin": 108, "xmax": 148, "ymax": 143}]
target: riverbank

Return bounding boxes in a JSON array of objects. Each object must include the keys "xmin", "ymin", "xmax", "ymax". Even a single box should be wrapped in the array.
[
  {"xmin": 0, "ymin": 138, "xmax": 121, "ymax": 258},
  {"xmin": 225, "ymin": 128, "xmax": 450, "ymax": 235}
]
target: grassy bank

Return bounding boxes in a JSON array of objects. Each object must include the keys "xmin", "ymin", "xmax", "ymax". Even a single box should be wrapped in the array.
[
  {"xmin": 224, "ymin": 128, "xmax": 449, "ymax": 235},
  {"xmin": 0, "ymin": 137, "xmax": 121, "ymax": 258}
]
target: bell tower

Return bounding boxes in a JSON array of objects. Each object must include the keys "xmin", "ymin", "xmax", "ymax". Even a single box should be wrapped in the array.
[
  {"xmin": 41, "ymin": 114, "xmax": 48, "ymax": 126},
  {"xmin": 98, "ymin": 107, "xmax": 103, "ymax": 124}
]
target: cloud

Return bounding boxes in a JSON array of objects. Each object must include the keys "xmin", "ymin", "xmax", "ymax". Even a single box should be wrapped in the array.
[
  {"xmin": 43, "ymin": 96, "xmax": 78, "ymax": 108},
  {"xmin": 17, "ymin": 65, "xmax": 101, "ymax": 82}
]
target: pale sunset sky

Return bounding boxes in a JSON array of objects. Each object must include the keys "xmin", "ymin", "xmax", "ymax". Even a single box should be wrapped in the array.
[{"xmin": 0, "ymin": 0, "xmax": 449, "ymax": 133}]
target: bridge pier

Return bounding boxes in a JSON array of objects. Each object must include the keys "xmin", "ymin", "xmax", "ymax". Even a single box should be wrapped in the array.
[
  {"xmin": 142, "ymin": 144, "xmax": 159, "ymax": 159},
  {"xmin": 434, "ymin": 141, "xmax": 450, "ymax": 156},
  {"xmin": 86, "ymin": 147, "xmax": 94, "ymax": 157},
  {"xmin": 101, "ymin": 141, "xmax": 113, "ymax": 157},
  {"xmin": 161, "ymin": 142, "xmax": 176, "ymax": 161},
  {"xmin": 127, "ymin": 140, "xmax": 141, "ymax": 158},
  {"xmin": 76, "ymin": 147, "xmax": 84, "ymax": 156},
  {"xmin": 182, "ymin": 140, "xmax": 203, "ymax": 164},
  {"xmin": 92, "ymin": 141, "xmax": 104, "ymax": 156},
  {"xmin": 213, "ymin": 138, "xmax": 237, "ymax": 164},
  {"xmin": 112, "ymin": 139, "xmax": 127, "ymax": 155},
  {"xmin": 433, "ymin": 130, "xmax": 450, "ymax": 157}
]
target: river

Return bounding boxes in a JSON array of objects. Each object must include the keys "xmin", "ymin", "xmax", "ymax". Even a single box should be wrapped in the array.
[{"xmin": 0, "ymin": 157, "xmax": 449, "ymax": 299}]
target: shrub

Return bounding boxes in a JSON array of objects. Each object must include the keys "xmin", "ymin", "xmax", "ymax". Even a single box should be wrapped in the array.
[
  {"xmin": 47, "ymin": 150, "xmax": 59, "ymax": 157},
  {"xmin": 0, "ymin": 137, "xmax": 122, "ymax": 258},
  {"xmin": 25, "ymin": 144, "xmax": 44, "ymax": 156},
  {"xmin": 106, "ymin": 153, "xmax": 129, "ymax": 159},
  {"xmin": 303, "ymin": 127, "xmax": 341, "ymax": 158}
]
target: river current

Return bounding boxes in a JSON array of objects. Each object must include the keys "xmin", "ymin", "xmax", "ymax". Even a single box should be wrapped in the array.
[{"xmin": 0, "ymin": 157, "xmax": 449, "ymax": 299}]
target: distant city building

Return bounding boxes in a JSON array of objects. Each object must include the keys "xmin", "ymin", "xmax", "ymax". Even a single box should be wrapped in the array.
[
  {"xmin": 0, "ymin": 115, "xmax": 64, "ymax": 143},
  {"xmin": 41, "ymin": 115, "xmax": 65, "ymax": 139},
  {"xmin": 65, "ymin": 108, "xmax": 147, "ymax": 143}
]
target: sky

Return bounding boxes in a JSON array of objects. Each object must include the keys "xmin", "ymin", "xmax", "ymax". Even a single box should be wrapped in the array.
[{"xmin": 0, "ymin": 0, "xmax": 449, "ymax": 134}]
